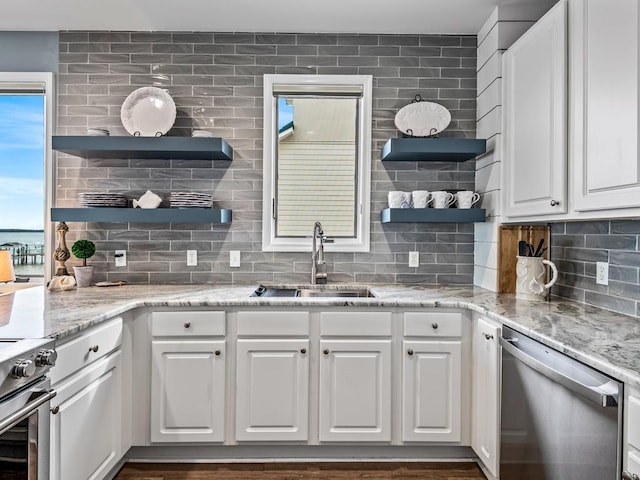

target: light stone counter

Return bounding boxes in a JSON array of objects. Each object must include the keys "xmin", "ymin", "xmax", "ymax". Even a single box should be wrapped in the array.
[{"xmin": 1, "ymin": 283, "xmax": 639, "ymax": 387}]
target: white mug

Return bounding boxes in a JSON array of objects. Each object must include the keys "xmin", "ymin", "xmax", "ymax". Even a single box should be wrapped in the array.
[
  {"xmin": 432, "ymin": 191, "xmax": 455, "ymax": 209},
  {"xmin": 455, "ymin": 191, "xmax": 480, "ymax": 209},
  {"xmin": 412, "ymin": 190, "xmax": 432, "ymax": 208},
  {"xmin": 400, "ymin": 191, "xmax": 412, "ymax": 209},
  {"xmin": 388, "ymin": 191, "xmax": 403, "ymax": 208},
  {"xmin": 516, "ymin": 256, "xmax": 558, "ymax": 301}
]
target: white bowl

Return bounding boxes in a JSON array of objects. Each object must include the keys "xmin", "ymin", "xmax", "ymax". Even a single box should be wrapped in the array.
[{"xmin": 192, "ymin": 130, "xmax": 213, "ymax": 138}]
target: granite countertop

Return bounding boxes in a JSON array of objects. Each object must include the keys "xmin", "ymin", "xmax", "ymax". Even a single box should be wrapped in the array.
[{"xmin": 1, "ymin": 283, "xmax": 639, "ymax": 387}]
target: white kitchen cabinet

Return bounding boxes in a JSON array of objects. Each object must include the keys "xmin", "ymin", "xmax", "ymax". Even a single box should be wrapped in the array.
[
  {"xmin": 150, "ymin": 340, "xmax": 225, "ymax": 442},
  {"xmin": 625, "ymin": 389, "xmax": 640, "ymax": 479},
  {"xmin": 502, "ymin": 0, "xmax": 567, "ymax": 218},
  {"xmin": 235, "ymin": 338, "xmax": 310, "ymax": 441},
  {"xmin": 319, "ymin": 339, "xmax": 391, "ymax": 442},
  {"xmin": 472, "ymin": 317, "xmax": 501, "ymax": 479},
  {"xmin": 570, "ymin": 0, "xmax": 640, "ymax": 212},
  {"xmin": 50, "ymin": 351, "xmax": 122, "ymax": 480}
]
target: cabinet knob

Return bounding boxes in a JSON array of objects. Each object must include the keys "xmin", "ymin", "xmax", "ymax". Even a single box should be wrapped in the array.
[
  {"xmin": 323, "ymin": 348, "xmax": 329, "ymax": 355},
  {"xmin": 431, "ymin": 323, "xmax": 439, "ymax": 330},
  {"xmin": 88, "ymin": 345, "xmax": 99, "ymax": 353},
  {"xmin": 550, "ymin": 199, "xmax": 559, "ymax": 206},
  {"xmin": 300, "ymin": 348, "xmax": 307, "ymax": 354},
  {"xmin": 215, "ymin": 350, "xmax": 221, "ymax": 356},
  {"xmin": 622, "ymin": 472, "xmax": 640, "ymax": 480},
  {"xmin": 407, "ymin": 349, "xmax": 414, "ymax": 356},
  {"xmin": 51, "ymin": 405, "xmax": 59, "ymax": 415},
  {"xmin": 184, "ymin": 322, "xmax": 191, "ymax": 329},
  {"xmin": 483, "ymin": 333, "xmax": 494, "ymax": 340}
]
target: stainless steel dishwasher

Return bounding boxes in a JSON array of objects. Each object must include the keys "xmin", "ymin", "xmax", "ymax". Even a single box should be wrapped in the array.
[{"xmin": 500, "ymin": 326, "xmax": 623, "ymax": 480}]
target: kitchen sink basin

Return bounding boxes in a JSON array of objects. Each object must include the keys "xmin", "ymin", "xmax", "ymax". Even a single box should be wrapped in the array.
[{"xmin": 251, "ymin": 285, "xmax": 375, "ymax": 298}]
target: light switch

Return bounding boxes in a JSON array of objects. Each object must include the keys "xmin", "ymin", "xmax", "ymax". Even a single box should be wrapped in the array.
[
  {"xmin": 230, "ymin": 250, "xmax": 241, "ymax": 268},
  {"xmin": 187, "ymin": 250, "xmax": 197, "ymax": 266},
  {"xmin": 409, "ymin": 251, "xmax": 419, "ymax": 268},
  {"xmin": 114, "ymin": 250, "xmax": 126, "ymax": 267}
]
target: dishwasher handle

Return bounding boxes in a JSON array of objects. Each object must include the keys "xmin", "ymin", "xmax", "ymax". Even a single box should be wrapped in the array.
[{"xmin": 500, "ymin": 337, "xmax": 619, "ymax": 408}]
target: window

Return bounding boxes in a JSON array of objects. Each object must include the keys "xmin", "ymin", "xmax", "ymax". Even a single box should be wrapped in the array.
[
  {"xmin": 0, "ymin": 73, "xmax": 54, "ymax": 281},
  {"xmin": 262, "ymin": 75, "xmax": 372, "ymax": 252}
]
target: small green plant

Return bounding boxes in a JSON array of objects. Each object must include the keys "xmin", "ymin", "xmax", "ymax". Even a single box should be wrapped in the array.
[{"xmin": 71, "ymin": 239, "xmax": 96, "ymax": 267}]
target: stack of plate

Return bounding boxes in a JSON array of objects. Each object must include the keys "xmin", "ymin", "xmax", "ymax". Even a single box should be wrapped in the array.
[
  {"xmin": 79, "ymin": 193, "xmax": 127, "ymax": 207},
  {"xmin": 169, "ymin": 192, "xmax": 213, "ymax": 208}
]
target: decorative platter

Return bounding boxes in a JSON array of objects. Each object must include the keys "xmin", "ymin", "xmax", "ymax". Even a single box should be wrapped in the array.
[
  {"xmin": 394, "ymin": 100, "xmax": 451, "ymax": 137},
  {"xmin": 120, "ymin": 87, "xmax": 176, "ymax": 137}
]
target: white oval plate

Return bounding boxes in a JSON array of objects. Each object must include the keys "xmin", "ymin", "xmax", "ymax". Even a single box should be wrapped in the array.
[
  {"xmin": 120, "ymin": 87, "xmax": 176, "ymax": 137},
  {"xmin": 394, "ymin": 101, "xmax": 451, "ymax": 137}
]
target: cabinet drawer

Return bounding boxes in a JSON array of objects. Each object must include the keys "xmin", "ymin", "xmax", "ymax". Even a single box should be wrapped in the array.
[
  {"xmin": 404, "ymin": 312, "xmax": 462, "ymax": 337},
  {"xmin": 320, "ymin": 312, "xmax": 392, "ymax": 336},
  {"xmin": 152, "ymin": 311, "xmax": 225, "ymax": 337},
  {"xmin": 237, "ymin": 311, "xmax": 309, "ymax": 336},
  {"xmin": 629, "ymin": 395, "xmax": 640, "ymax": 450},
  {"xmin": 51, "ymin": 317, "xmax": 122, "ymax": 385}
]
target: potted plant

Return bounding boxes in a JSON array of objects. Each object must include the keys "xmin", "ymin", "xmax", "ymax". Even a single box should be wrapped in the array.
[{"xmin": 71, "ymin": 239, "xmax": 96, "ymax": 287}]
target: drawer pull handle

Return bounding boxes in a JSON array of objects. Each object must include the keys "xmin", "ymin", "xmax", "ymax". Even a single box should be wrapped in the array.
[
  {"xmin": 215, "ymin": 350, "xmax": 221, "ymax": 356},
  {"xmin": 184, "ymin": 322, "xmax": 191, "ymax": 329},
  {"xmin": 622, "ymin": 472, "xmax": 639, "ymax": 480},
  {"xmin": 407, "ymin": 349, "xmax": 414, "ymax": 356},
  {"xmin": 550, "ymin": 199, "xmax": 560, "ymax": 207},
  {"xmin": 88, "ymin": 345, "xmax": 99, "ymax": 353},
  {"xmin": 323, "ymin": 349, "xmax": 329, "ymax": 355},
  {"xmin": 300, "ymin": 348, "xmax": 307, "ymax": 354},
  {"xmin": 51, "ymin": 405, "xmax": 59, "ymax": 415},
  {"xmin": 483, "ymin": 333, "xmax": 494, "ymax": 340},
  {"xmin": 431, "ymin": 323, "xmax": 439, "ymax": 330}
]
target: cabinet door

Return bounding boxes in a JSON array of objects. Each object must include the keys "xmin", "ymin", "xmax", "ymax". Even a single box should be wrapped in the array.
[
  {"xmin": 235, "ymin": 339, "xmax": 309, "ymax": 441},
  {"xmin": 502, "ymin": 1, "xmax": 567, "ymax": 218},
  {"xmin": 150, "ymin": 340, "xmax": 225, "ymax": 443},
  {"xmin": 319, "ymin": 339, "xmax": 391, "ymax": 442},
  {"xmin": 571, "ymin": 0, "xmax": 640, "ymax": 211},
  {"xmin": 472, "ymin": 318, "xmax": 501, "ymax": 479},
  {"xmin": 50, "ymin": 351, "xmax": 121, "ymax": 480},
  {"xmin": 402, "ymin": 340, "xmax": 462, "ymax": 442}
]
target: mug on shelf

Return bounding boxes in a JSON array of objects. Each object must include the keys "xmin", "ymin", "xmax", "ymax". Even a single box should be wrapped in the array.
[
  {"xmin": 388, "ymin": 191, "xmax": 403, "ymax": 208},
  {"xmin": 455, "ymin": 191, "xmax": 480, "ymax": 209},
  {"xmin": 400, "ymin": 191, "xmax": 412, "ymax": 208},
  {"xmin": 431, "ymin": 191, "xmax": 455, "ymax": 209},
  {"xmin": 412, "ymin": 190, "xmax": 432, "ymax": 208}
]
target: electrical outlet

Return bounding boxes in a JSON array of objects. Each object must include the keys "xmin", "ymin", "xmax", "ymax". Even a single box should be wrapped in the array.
[
  {"xmin": 230, "ymin": 250, "xmax": 241, "ymax": 268},
  {"xmin": 596, "ymin": 262, "xmax": 609, "ymax": 285},
  {"xmin": 114, "ymin": 250, "xmax": 126, "ymax": 267},
  {"xmin": 187, "ymin": 250, "xmax": 198, "ymax": 266},
  {"xmin": 408, "ymin": 251, "xmax": 419, "ymax": 268}
]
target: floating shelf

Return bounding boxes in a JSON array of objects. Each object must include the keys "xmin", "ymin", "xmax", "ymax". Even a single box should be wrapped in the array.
[
  {"xmin": 381, "ymin": 208, "xmax": 486, "ymax": 223},
  {"xmin": 52, "ymin": 136, "xmax": 233, "ymax": 160},
  {"xmin": 381, "ymin": 138, "xmax": 487, "ymax": 162},
  {"xmin": 51, "ymin": 208, "xmax": 232, "ymax": 224}
]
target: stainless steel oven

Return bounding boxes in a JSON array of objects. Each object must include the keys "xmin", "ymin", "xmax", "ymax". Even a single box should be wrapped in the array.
[{"xmin": 0, "ymin": 338, "xmax": 57, "ymax": 480}]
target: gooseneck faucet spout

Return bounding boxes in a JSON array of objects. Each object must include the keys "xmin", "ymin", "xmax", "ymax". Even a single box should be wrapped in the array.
[{"xmin": 311, "ymin": 221, "xmax": 329, "ymax": 285}]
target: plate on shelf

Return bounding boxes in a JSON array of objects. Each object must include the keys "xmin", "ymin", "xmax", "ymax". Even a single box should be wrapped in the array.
[
  {"xmin": 394, "ymin": 101, "xmax": 451, "ymax": 137},
  {"xmin": 120, "ymin": 87, "xmax": 176, "ymax": 137}
]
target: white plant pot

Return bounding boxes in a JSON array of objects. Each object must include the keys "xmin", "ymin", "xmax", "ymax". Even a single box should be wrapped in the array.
[{"xmin": 73, "ymin": 266, "xmax": 94, "ymax": 288}]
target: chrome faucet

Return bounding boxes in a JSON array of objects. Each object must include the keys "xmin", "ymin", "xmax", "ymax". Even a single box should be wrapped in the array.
[{"xmin": 311, "ymin": 221, "xmax": 330, "ymax": 285}]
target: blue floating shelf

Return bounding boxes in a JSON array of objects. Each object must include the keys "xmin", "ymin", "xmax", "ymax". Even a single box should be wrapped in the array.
[
  {"xmin": 381, "ymin": 138, "xmax": 487, "ymax": 162},
  {"xmin": 52, "ymin": 136, "xmax": 233, "ymax": 161},
  {"xmin": 51, "ymin": 208, "xmax": 232, "ymax": 224},
  {"xmin": 381, "ymin": 208, "xmax": 486, "ymax": 223}
]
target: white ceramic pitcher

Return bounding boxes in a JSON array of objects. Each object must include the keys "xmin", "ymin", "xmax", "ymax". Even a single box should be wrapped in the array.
[{"xmin": 515, "ymin": 256, "xmax": 558, "ymax": 301}]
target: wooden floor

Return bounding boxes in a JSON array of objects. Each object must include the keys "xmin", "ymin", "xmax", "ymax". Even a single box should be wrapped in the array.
[{"xmin": 114, "ymin": 462, "xmax": 488, "ymax": 480}]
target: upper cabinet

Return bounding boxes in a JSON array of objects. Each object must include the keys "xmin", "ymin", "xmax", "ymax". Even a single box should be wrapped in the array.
[
  {"xmin": 570, "ymin": 0, "xmax": 640, "ymax": 212},
  {"xmin": 502, "ymin": 0, "xmax": 567, "ymax": 218}
]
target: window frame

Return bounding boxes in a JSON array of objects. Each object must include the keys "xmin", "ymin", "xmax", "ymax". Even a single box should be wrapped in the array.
[
  {"xmin": 262, "ymin": 74, "xmax": 372, "ymax": 253},
  {"xmin": 0, "ymin": 72, "xmax": 55, "ymax": 280}
]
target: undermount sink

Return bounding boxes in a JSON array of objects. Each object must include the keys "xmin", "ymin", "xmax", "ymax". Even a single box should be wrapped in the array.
[{"xmin": 251, "ymin": 285, "xmax": 376, "ymax": 298}]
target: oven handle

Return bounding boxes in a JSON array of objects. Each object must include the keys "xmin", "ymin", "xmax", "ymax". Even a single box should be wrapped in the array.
[
  {"xmin": 0, "ymin": 389, "xmax": 57, "ymax": 436},
  {"xmin": 500, "ymin": 337, "xmax": 619, "ymax": 408}
]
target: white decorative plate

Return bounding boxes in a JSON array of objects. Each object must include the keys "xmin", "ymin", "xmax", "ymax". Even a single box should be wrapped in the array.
[
  {"xmin": 120, "ymin": 87, "xmax": 176, "ymax": 137},
  {"xmin": 394, "ymin": 101, "xmax": 451, "ymax": 137}
]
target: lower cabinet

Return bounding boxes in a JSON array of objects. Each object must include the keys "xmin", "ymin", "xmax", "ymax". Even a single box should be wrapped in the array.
[
  {"xmin": 319, "ymin": 339, "xmax": 392, "ymax": 442},
  {"xmin": 235, "ymin": 338, "xmax": 310, "ymax": 441},
  {"xmin": 50, "ymin": 351, "xmax": 122, "ymax": 480},
  {"xmin": 402, "ymin": 340, "xmax": 462, "ymax": 442},
  {"xmin": 626, "ymin": 390, "xmax": 640, "ymax": 479},
  {"xmin": 472, "ymin": 317, "xmax": 501, "ymax": 479},
  {"xmin": 150, "ymin": 340, "xmax": 225, "ymax": 442}
]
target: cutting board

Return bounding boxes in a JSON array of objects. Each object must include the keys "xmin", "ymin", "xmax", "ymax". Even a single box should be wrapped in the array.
[{"xmin": 498, "ymin": 225, "xmax": 551, "ymax": 293}]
